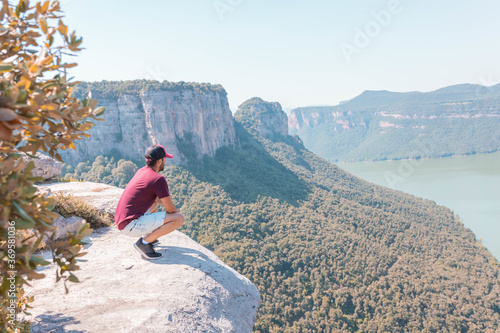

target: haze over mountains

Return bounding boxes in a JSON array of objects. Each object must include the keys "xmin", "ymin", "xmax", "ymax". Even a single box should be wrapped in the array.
[
  {"xmin": 289, "ymin": 84, "xmax": 500, "ymax": 162},
  {"xmin": 61, "ymin": 80, "xmax": 500, "ymax": 331}
]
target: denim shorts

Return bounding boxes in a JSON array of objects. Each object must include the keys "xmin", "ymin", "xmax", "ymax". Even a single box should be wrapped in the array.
[{"xmin": 120, "ymin": 211, "xmax": 166, "ymax": 237}]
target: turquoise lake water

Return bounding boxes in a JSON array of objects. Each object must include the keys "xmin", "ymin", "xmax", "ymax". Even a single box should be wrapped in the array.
[{"xmin": 337, "ymin": 152, "xmax": 500, "ymax": 261}]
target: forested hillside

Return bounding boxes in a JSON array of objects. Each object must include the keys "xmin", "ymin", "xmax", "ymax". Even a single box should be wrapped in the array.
[
  {"xmin": 289, "ymin": 84, "xmax": 500, "ymax": 162},
  {"xmin": 63, "ymin": 104, "xmax": 500, "ymax": 332}
]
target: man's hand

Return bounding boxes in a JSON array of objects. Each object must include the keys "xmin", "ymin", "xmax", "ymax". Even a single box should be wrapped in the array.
[{"xmin": 149, "ymin": 198, "xmax": 160, "ymax": 213}]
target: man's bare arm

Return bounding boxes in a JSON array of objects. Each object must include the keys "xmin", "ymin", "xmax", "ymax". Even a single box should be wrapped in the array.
[
  {"xmin": 149, "ymin": 197, "xmax": 160, "ymax": 213},
  {"xmin": 160, "ymin": 196, "xmax": 179, "ymax": 214}
]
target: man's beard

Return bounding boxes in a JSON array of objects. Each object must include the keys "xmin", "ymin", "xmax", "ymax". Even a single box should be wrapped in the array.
[{"xmin": 159, "ymin": 160, "xmax": 165, "ymax": 172}]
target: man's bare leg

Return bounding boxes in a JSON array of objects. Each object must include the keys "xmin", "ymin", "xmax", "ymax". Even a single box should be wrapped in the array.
[{"xmin": 143, "ymin": 213, "xmax": 184, "ymax": 243}]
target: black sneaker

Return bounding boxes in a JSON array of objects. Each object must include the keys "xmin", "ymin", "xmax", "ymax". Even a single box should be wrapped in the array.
[
  {"xmin": 134, "ymin": 238, "xmax": 162, "ymax": 260},
  {"xmin": 141, "ymin": 238, "xmax": 159, "ymax": 246}
]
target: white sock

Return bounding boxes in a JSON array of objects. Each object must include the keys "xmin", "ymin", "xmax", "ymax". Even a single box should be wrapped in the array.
[{"xmin": 142, "ymin": 239, "xmax": 150, "ymax": 245}]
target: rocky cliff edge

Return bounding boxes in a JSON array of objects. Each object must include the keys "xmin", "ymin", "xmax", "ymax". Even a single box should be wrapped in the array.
[{"xmin": 28, "ymin": 182, "xmax": 260, "ymax": 333}]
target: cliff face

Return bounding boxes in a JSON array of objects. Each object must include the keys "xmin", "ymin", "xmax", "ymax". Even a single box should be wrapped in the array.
[
  {"xmin": 62, "ymin": 82, "xmax": 237, "ymax": 165},
  {"xmin": 257, "ymin": 105, "xmax": 288, "ymax": 139},
  {"xmin": 289, "ymin": 109, "xmax": 500, "ymax": 132},
  {"xmin": 234, "ymin": 97, "xmax": 288, "ymax": 140}
]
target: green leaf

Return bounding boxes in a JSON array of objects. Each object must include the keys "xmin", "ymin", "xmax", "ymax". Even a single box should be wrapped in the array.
[
  {"xmin": 23, "ymin": 160, "xmax": 35, "ymax": 174},
  {"xmin": 93, "ymin": 106, "xmax": 105, "ymax": 117},
  {"xmin": 30, "ymin": 255, "xmax": 50, "ymax": 266},
  {"xmin": 12, "ymin": 200, "xmax": 36, "ymax": 224},
  {"xmin": 37, "ymin": 218, "xmax": 55, "ymax": 229},
  {"xmin": 17, "ymin": 89, "xmax": 28, "ymax": 103},
  {"xmin": 68, "ymin": 273, "xmax": 79, "ymax": 283},
  {"xmin": 41, "ymin": 81, "xmax": 57, "ymax": 90},
  {"xmin": 32, "ymin": 234, "xmax": 46, "ymax": 251},
  {"xmin": 30, "ymin": 176, "xmax": 45, "ymax": 183},
  {"xmin": 0, "ymin": 64, "xmax": 13, "ymax": 72},
  {"xmin": 79, "ymin": 237, "xmax": 91, "ymax": 245},
  {"xmin": 13, "ymin": 217, "xmax": 36, "ymax": 229}
]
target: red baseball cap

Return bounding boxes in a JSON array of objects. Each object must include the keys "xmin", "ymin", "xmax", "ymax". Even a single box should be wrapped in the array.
[{"xmin": 145, "ymin": 144, "xmax": 173, "ymax": 162}]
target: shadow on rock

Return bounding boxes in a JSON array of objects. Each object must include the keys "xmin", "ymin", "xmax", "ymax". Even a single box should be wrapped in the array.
[
  {"xmin": 150, "ymin": 245, "xmax": 252, "ymax": 299},
  {"xmin": 30, "ymin": 312, "xmax": 83, "ymax": 333}
]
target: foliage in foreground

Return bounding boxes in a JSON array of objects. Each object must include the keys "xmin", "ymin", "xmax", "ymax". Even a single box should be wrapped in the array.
[{"xmin": 0, "ymin": 1, "xmax": 103, "ymax": 331}]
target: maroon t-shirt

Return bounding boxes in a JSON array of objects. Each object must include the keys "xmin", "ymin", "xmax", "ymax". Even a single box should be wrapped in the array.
[{"xmin": 115, "ymin": 166, "xmax": 170, "ymax": 230}]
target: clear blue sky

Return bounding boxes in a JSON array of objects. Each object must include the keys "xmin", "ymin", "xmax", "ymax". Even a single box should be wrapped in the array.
[{"xmin": 63, "ymin": 0, "xmax": 500, "ymax": 110}]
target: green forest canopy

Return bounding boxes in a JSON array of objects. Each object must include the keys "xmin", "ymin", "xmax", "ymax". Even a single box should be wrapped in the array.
[
  {"xmin": 73, "ymin": 80, "xmax": 227, "ymax": 99},
  {"xmin": 63, "ymin": 118, "xmax": 500, "ymax": 332}
]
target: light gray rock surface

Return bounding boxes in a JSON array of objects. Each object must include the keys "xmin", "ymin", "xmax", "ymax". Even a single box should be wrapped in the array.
[
  {"xmin": 22, "ymin": 152, "xmax": 63, "ymax": 180},
  {"xmin": 234, "ymin": 97, "xmax": 288, "ymax": 140},
  {"xmin": 27, "ymin": 228, "xmax": 260, "ymax": 333},
  {"xmin": 36, "ymin": 181, "xmax": 124, "ymax": 214},
  {"xmin": 46, "ymin": 215, "xmax": 86, "ymax": 241},
  {"xmin": 256, "ymin": 103, "xmax": 288, "ymax": 139},
  {"xmin": 29, "ymin": 181, "xmax": 260, "ymax": 332}
]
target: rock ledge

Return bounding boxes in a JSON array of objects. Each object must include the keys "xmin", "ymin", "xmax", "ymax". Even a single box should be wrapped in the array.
[{"xmin": 27, "ymin": 182, "xmax": 260, "ymax": 333}]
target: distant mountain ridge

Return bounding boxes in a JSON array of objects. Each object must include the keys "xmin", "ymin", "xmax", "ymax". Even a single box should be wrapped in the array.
[
  {"xmin": 343, "ymin": 83, "xmax": 500, "ymax": 109},
  {"xmin": 289, "ymin": 83, "xmax": 500, "ymax": 162}
]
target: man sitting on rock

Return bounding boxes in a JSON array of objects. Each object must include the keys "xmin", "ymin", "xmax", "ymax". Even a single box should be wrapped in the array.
[{"xmin": 115, "ymin": 144, "xmax": 185, "ymax": 259}]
